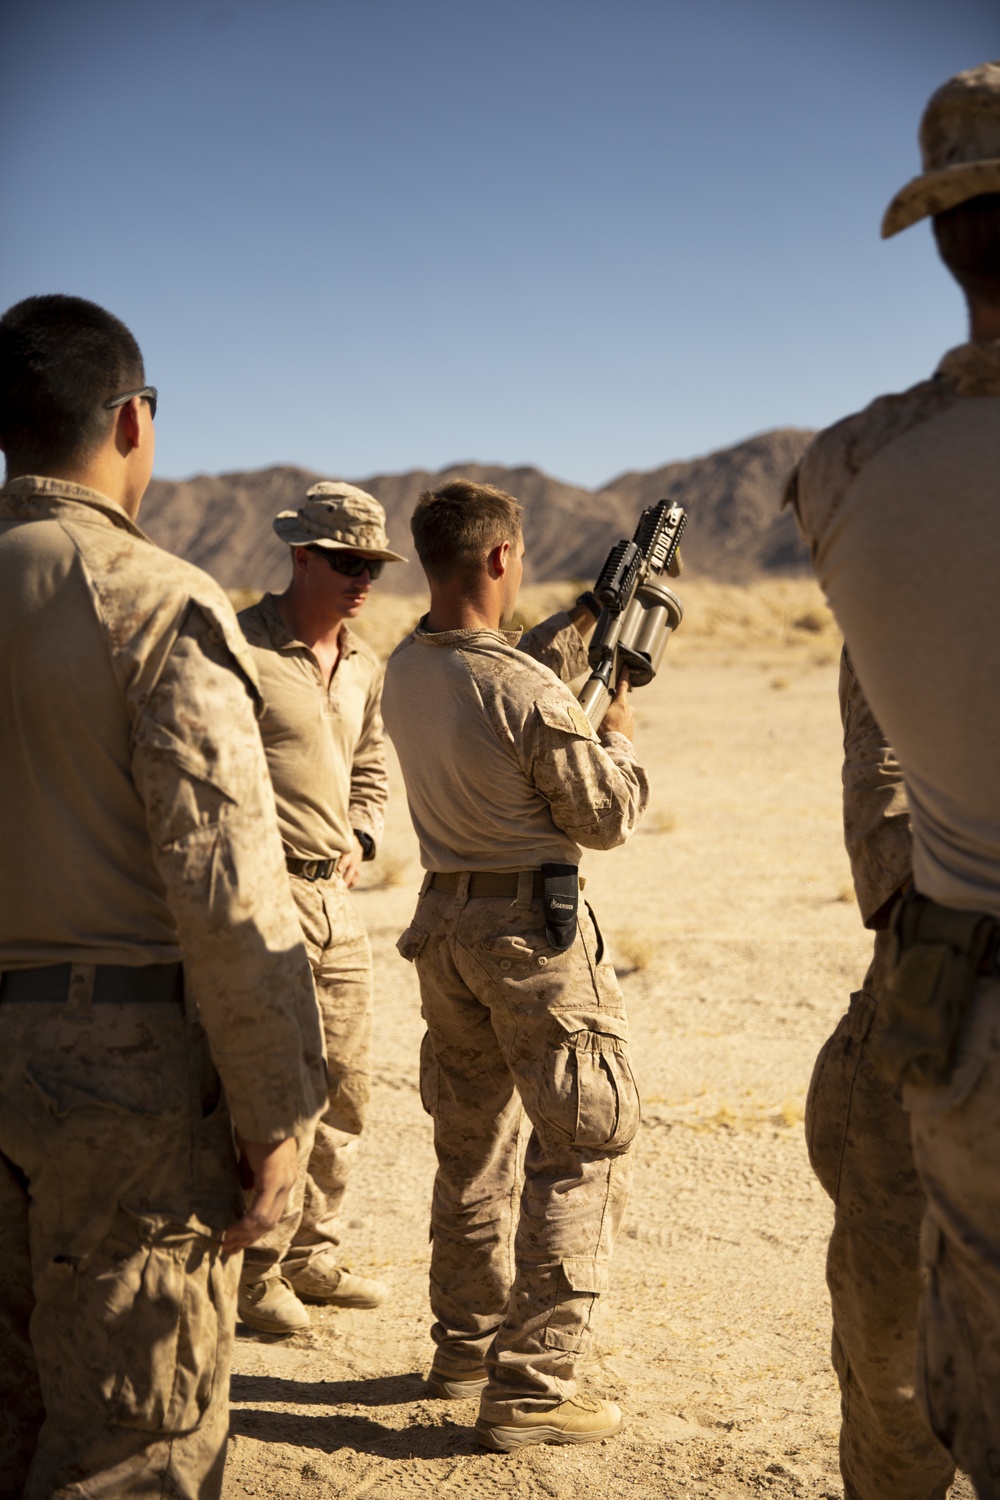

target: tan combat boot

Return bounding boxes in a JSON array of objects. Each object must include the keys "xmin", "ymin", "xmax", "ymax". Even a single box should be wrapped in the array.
[
  {"xmin": 475, "ymin": 1395, "xmax": 622, "ymax": 1451},
  {"xmin": 237, "ymin": 1275, "xmax": 310, "ymax": 1334},
  {"xmin": 287, "ymin": 1261, "xmax": 387, "ymax": 1309}
]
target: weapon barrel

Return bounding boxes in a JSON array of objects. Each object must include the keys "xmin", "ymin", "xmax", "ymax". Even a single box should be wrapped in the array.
[{"xmin": 577, "ymin": 674, "xmax": 613, "ymax": 725}]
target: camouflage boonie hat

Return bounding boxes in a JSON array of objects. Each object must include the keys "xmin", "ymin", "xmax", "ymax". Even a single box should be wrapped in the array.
[
  {"xmin": 882, "ymin": 61, "xmax": 1000, "ymax": 237},
  {"xmin": 273, "ymin": 481, "xmax": 407, "ymax": 561}
]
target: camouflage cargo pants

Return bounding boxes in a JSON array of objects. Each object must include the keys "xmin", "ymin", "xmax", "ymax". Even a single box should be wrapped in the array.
[
  {"xmin": 907, "ymin": 976, "xmax": 1000, "ymax": 1497},
  {"xmin": 806, "ymin": 931, "xmax": 954, "ymax": 1500},
  {"xmin": 0, "ymin": 969, "xmax": 242, "ymax": 1500},
  {"xmin": 243, "ymin": 871, "xmax": 372, "ymax": 1284},
  {"xmin": 400, "ymin": 880, "xmax": 638, "ymax": 1421}
]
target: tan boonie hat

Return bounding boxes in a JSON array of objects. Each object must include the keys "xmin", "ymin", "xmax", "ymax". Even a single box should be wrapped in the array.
[
  {"xmin": 273, "ymin": 481, "xmax": 407, "ymax": 561},
  {"xmin": 882, "ymin": 61, "xmax": 1000, "ymax": 238}
]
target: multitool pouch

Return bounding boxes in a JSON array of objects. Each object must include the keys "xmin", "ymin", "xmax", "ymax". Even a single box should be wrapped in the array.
[
  {"xmin": 876, "ymin": 886, "xmax": 997, "ymax": 1090},
  {"xmin": 541, "ymin": 863, "xmax": 579, "ymax": 952}
]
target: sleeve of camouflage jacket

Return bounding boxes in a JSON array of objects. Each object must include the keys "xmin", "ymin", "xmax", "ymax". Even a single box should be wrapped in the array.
[
  {"xmin": 520, "ymin": 685, "xmax": 649, "ymax": 849},
  {"xmin": 131, "ymin": 601, "xmax": 327, "ymax": 1143},
  {"xmin": 519, "ymin": 611, "xmax": 590, "ymax": 683},
  {"xmin": 348, "ymin": 664, "xmax": 388, "ymax": 852},
  {"xmin": 840, "ymin": 645, "xmax": 912, "ymax": 929}
]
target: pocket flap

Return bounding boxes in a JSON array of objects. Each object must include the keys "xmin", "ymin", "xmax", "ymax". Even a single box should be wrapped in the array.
[
  {"xmin": 560, "ymin": 1256, "xmax": 611, "ymax": 1293},
  {"xmin": 396, "ymin": 925, "xmax": 428, "ymax": 963},
  {"xmin": 26, "ymin": 1064, "xmax": 165, "ymax": 1118},
  {"xmin": 548, "ymin": 1011, "xmax": 629, "ymax": 1042},
  {"xmin": 536, "ymin": 697, "xmax": 596, "ymax": 740}
]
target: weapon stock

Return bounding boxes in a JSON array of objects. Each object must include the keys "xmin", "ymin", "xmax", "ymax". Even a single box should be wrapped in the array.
[{"xmin": 578, "ymin": 501, "xmax": 687, "ymax": 726}]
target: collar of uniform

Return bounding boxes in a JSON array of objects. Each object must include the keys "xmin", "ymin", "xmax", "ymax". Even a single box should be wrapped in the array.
[
  {"xmin": 935, "ymin": 339, "xmax": 1000, "ymax": 397},
  {"xmin": 257, "ymin": 590, "xmax": 358, "ymax": 658},
  {"xmin": 413, "ymin": 614, "xmax": 524, "ymax": 647},
  {"xmin": 0, "ymin": 474, "xmax": 152, "ymax": 539}
]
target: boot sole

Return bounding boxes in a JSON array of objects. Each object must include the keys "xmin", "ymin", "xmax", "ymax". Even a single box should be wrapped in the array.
[
  {"xmin": 475, "ymin": 1416, "xmax": 621, "ymax": 1451},
  {"xmin": 295, "ymin": 1290, "xmax": 385, "ymax": 1309},
  {"xmin": 237, "ymin": 1312, "xmax": 310, "ymax": 1334}
]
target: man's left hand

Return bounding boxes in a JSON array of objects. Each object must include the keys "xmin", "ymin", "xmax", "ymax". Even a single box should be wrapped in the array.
[{"xmin": 338, "ymin": 835, "xmax": 365, "ymax": 888}]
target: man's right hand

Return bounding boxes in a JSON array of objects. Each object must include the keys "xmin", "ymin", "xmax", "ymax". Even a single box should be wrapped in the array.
[
  {"xmin": 599, "ymin": 668, "xmax": 634, "ymax": 741},
  {"xmin": 223, "ymin": 1135, "xmax": 298, "ymax": 1254}
]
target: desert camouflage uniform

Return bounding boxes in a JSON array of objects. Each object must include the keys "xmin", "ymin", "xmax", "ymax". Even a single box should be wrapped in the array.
[
  {"xmin": 383, "ymin": 616, "xmax": 648, "ymax": 1419},
  {"xmin": 789, "ymin": 339, "xmax": 1000, "ymax": 1491},
  {"xmin": 0, "ymin": 478, "xmax": 325, "ymax": 1500},
  {"xmin": 805, "ymin": 649, "xmax": 953, "ymax": 1500},
  {"xmin": 238, "ymin": 594, "xmax": 387, "ymax": 1286}
]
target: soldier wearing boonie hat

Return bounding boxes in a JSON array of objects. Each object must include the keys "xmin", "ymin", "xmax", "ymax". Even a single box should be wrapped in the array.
[
  {"xmin": 272, "ymin": 481, "xmax": 408, "ymax": 561},
  {"xmin": 236, "ymin": 480, "xmax": 406, "ymax": 1332},
  {"xmin": 786, "ymin": 61, "xmax": 1000, "ymax": 1495}
]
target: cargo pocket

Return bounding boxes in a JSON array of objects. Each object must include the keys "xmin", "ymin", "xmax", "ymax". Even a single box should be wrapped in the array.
[
  {"xmin": 418, "ymin": 1031, "xmax": 439, "ymax": 1116},
  {"xmin": 396, "ymin": 925, "xmax": 428, "ymax": 963},
  {"xmin": 536, "ymin": 1027, "xmax": 640, "ymax": 1152},
  {"xmin": 542, "ymin": 1257, "xmax": 609, "ymax": 1353},
  {"xmin": 84, "ymin": 1210, "xmax": 235, "ymax": 1434},
  {"xmin": 804, "ymin": 994, "xmax": 872, "ymax": 1200}
]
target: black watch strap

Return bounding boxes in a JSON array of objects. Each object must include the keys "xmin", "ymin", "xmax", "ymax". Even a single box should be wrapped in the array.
[
  {"xmin": 353, "ymin": 828, "xmax": 376, "ymax": 861},
  {"xmin": 575, "ymin": 589, "xmax": 602, "ymax": 618}
]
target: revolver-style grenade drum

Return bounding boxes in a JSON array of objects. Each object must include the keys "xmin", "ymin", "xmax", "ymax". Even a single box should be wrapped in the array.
[{"xmin": 577, "ymin": 501, "xmax": 687, "ymax": 724}]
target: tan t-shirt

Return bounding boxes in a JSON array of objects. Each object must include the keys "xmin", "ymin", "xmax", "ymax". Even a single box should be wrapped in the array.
[
  {"xmin": 382, "ymin": 616, "xmax": 648, "ymax": 872},
  {"xmin": 0, "ymin": 477, "xmax": 326, "ymax": 1143},
  {"xmin": 238, "ymin": 594, "xmax": 387, "ymax": 861},
  {"xmin": 788, "ymin": 341, "xmax": 1000, "ymax": 918}
]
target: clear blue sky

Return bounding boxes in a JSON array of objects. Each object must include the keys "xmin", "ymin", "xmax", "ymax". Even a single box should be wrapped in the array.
[{"xmin": 1, "ymin": 0, "xmax": 996, "ymax": 487}]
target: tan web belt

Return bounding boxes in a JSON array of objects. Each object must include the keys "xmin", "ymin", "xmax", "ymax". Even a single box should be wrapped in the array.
[{"xmin": 427, "ymin": 870, "xmax": 546, "ymax": 900}]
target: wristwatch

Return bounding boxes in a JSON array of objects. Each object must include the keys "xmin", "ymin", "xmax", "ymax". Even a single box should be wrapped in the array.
[
  {"xmin": 575, "ymin": 589, "xmax": 602, "ymax": 618},
  {"xmin": 353, "ymin": 829, "xmax": 376, "ymax": 862}
]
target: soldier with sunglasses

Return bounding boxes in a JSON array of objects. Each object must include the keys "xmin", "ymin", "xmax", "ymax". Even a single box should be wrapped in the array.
[
  {"xmin": 0, "ymin": 295, "xmax": 326, "ymax": 1497},
  {"xmin": 236, "ymin": 483, "xmax": 406, "ymax": 1332}
]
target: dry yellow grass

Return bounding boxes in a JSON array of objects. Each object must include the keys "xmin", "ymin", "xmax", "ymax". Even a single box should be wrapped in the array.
[{"xmin": 227, "ymin": 576, "xmax": 843, "ymax": 664}]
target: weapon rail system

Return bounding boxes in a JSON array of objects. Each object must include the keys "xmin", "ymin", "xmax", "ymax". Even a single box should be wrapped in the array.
[{"xmin": 577, "ymin": 500, "xmax": 687, "ymax": 726}]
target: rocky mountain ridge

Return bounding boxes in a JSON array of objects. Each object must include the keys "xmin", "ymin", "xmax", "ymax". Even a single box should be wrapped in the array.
[{"xmin": 140, "ymin": 427, "xmax": 816, "ymax": 593}]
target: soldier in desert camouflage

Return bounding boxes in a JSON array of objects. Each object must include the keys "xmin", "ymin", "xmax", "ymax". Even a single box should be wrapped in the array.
[
  {"xmin": 382, "ymin": 479, "xmax": 646, "ymax": 1451},
  {"xmin": 805, "ymin": 652, "xmax": 954, "ymax": 1499},
  {"xmin": 235, "ymin": 484, "xmax": 406, "ymax": 1332},
  {"xmin": 788, "ymin": 61, "xmax": 1000, "ymax": 1494},
  {"xmin": 0, "ymin": 295, "xmax": 326, "ymax": 1500}
]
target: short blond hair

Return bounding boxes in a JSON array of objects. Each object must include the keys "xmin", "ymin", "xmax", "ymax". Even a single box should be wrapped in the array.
[{"xmin": 411, "ymin": 479, "xmax": 523, "ymax": 581}]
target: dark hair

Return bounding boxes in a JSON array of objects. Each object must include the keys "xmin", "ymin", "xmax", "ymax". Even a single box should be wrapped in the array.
[
  {"xmin": 0, "ymin": 294, "xmax": 145, "ymax": 477},
  {"xmin": 410, "ymin": 479, "xmax": 523, "ymax": 581},
  {"xmin": 933, "ymin": 193, "xmax": 1000, "ymax": 308}
]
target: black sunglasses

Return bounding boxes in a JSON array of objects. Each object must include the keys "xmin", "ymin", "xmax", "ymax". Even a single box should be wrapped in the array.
[
  {"xmin": 313, "ymin": 548, "xmax": 384, "ymax": 580},
  {"xmin": 104, "ymin": 385, "xmax": 158, "ymax": 420}
]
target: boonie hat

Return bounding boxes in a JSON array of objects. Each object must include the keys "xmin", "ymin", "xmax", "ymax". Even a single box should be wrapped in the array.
[
  {"xmin": 882, "ymin": 60, "xmax": 1000, "ymax": 237},
  {"xmin": 273, "ymin": 481, "xmax": 407, "ymax": 562}
]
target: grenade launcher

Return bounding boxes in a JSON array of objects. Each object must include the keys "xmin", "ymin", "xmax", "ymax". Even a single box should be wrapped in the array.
[{"xmin": 577, "ymin": 500, "xmax": 687, "ymax": 727}]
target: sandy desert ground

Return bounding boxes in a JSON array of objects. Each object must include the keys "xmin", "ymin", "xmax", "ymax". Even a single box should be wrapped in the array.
[{"xmin": 221, "ymin": 581, "xmax": 972, "ymax": 1500}]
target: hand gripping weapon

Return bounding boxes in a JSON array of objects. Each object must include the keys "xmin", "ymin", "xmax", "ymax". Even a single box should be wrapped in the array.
[{"xmin": 577, "ymin": 501, "xmax": 687, "ymax": 726}]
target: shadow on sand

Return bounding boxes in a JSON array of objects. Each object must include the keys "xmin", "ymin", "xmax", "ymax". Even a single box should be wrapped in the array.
[{"xmin": 229, "ymin": 1400, "xmax": 480, "ymax": 1461}]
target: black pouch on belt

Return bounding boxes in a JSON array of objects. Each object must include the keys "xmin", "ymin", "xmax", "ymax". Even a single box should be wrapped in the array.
[{"xmin": 541, "ymin": 862, "xmax": 579, "ymax": 952}]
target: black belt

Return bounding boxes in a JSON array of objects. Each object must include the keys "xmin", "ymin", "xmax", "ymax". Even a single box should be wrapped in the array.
[
  {"xmin": 429, "ymin": 870, "xmax": 546, "ymax": 899},
  {"xmin": 0, "ymin": 962, "xmax": 183, "ymax": 1006},
  {"xmin": 286, "ymin": 856, "xmax": 338, "ymax": 881}
]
